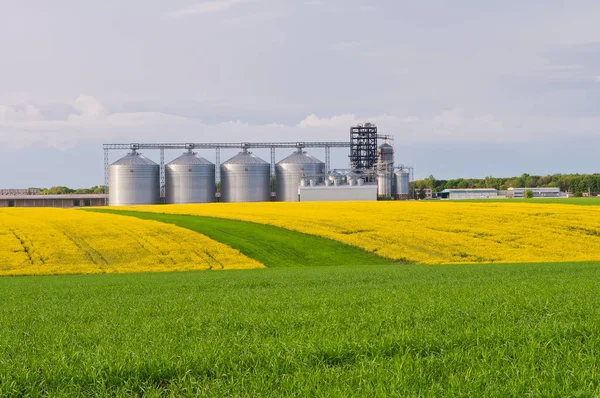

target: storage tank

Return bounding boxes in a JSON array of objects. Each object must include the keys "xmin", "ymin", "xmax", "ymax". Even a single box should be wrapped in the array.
[
  {"xmin": 221, "ymin": 149, "xmax": 270, "ymax": 202},
  {"xmin": 276, "ymin": 149, "xmax": 325, "ymax": 202},
  {"xmin": 395, "ymin": 169, "xmax": 411, "ymax": 198},
  {"xmin": 109, "ymin": 150, "xmax": 159, "ymax": 206},
  {"xmin": 377, "ymin": 143, "xmax": 394, "ymax": 166},
  {"xmin": 377, "ymin": 170, "xmax": 394, "ymax": 197},
  {"xmin": 166, "ymin": 149, "xmax": 215, "ymax": 204}
]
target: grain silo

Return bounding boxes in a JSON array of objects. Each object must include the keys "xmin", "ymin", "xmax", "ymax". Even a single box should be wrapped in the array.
[
  {"xmin": 109, "ymin": 150, "xmax": 160, "ymax": 206},
  {"xmin": 220, "ymin": 149, "xmax": 270, "ymax": 202},
  {"xmin": 276, "ymin": 149, "xmax": 325, "ymax": 202},
  {"xmin": 377, "ymin": 143, "xmax": 395, "ymax": 197},
  {"xmin": 165, "ymin": 149, "xmax": 215, "ymax": 204},
  {"xmin": 395, "ymin": 169, "xmax": 411, "ymax": 199},
  {"xmin": 377, "ymin": 143, "xmax": 394, "ymax": 165}
]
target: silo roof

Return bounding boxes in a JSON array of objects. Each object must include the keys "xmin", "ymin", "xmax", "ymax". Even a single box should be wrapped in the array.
[
  {"xmin": 111, "ymin": 152, "xmax": 157, "ymax": 166},
  {"xmin": 379, "ymin": 143, "xmax": 393, "ymax": 150},
  {"xmin": 223, "ymin": 151, "xmax": 268, "ymax": 165},
  {"xmin": 277, "ymin": 151, "xmax": 324, "ymax": 165},
  {"xmin": 168, "ymin": 152, "xmax": 213, "ymax": 166}
]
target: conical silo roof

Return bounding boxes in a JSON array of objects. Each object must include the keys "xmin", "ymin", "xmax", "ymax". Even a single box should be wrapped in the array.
[
  {"xmin": 277, "ymin": 149, "xmax": 323, "ymax": 165},
  {"xmin": 223, "ymin": 151, "xmax": 268, "ymax": 165},
  {"xmin": 168, "ymin": 152, "xmax": 213, "ymax": 166},
  {"xmin": 111, "ymin": 151, "xmax": 157, "ymax": 166}
]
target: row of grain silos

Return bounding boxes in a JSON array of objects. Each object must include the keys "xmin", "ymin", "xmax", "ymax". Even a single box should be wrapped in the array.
[{"xmin": 108, "ymin": 148, "xmax": 326, "ymax": 206}]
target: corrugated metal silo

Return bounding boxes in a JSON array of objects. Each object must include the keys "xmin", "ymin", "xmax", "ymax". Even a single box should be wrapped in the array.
[
  {"xmin": 166, "ymin": 150, "xmax": 215, "ymax": 204},
  {"xmin": 276, "ymin": 149, "xmax": 325, "ymax": 202},
  {"xmin": 377, "ymin": 143, "xmax": 394, "ymax": 165},
  {"xmin": 220, "ymin": 149, "xmax": 270, "ymax": 202},
  {"xmin": 377, "ymin": 171, "xmax": 394, "ymax": 196},
  {"xmin": 395, "ymin": 169, "xmax": 411, "ymax": 198},
  {"xmin": 109, "ymin": 150, "xmax": 160, "ymax": 206}
]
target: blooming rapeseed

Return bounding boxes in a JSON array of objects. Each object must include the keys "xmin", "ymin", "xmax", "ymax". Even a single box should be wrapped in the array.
[
  {"xmin": 0, "ymin": 208, "xmax": 263, "ymax": 276},
  {"xmin": 120, "ymin": 201, "xmax": 600, "ymax": 264}
]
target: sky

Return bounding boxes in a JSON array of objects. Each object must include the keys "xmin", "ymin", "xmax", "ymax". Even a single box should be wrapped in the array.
[{"xmin": 1, "ymin": 0, "xmax": 599, "ymax": 188}]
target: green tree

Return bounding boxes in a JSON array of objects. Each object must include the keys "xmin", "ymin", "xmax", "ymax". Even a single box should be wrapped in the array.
[
  {"xmin": 524, "ymin": 189, "xmax": 534, "ymax": 199},
  {"xmin": 424, "ymin": 175, "xmax": 437, "ymax": 191}
]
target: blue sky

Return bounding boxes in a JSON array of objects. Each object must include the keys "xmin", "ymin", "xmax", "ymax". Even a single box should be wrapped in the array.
[{"xmin": 1, "ymin": 0, "xmax": 599, "ymax": 187}]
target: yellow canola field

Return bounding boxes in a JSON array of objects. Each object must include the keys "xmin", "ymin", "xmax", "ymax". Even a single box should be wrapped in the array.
[
  {"xmin": 0, "ymin": 208, "xmax": 263, "ymax": 276},
  {"xmin": 119, "ymin": 201, "xmax": 600, "ymax": 264}
]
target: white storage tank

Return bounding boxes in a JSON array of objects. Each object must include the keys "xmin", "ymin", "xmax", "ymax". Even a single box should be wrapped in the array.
[
  {"xmin": 166, "ymin": 149, "xmax": 215, "ymax": 204},
  {"xmin": 220, "ymin": 149, "xmax": 270, "ymax": 202},
  {"xmin": 109, "ymin": 150, "xmax": 160, "ymax": 206}
]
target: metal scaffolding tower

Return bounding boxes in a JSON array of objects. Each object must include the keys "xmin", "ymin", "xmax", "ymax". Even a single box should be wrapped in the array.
[{"xmin": 349, "ymin": 123, "xmax": 378, "ymax": 170}]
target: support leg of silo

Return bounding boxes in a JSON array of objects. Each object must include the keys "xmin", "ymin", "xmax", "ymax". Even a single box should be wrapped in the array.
[
  {"xmin": 160, "ymin": 148, "xmax": 165, "ymax": 198},
  {"xmin": 215, "ymin": 148, "xmax": 221, "ymax": 182},
  {"xmin": 104, "ymin": 147, "xmax": 109, "ymax": 205},
  {"xmin": 325, "ymin": 146, "xmax": 331, "ymax": 174},
  {"xmin": 270, "ymin": 147, "xmax": 275, "ymax": 176}
]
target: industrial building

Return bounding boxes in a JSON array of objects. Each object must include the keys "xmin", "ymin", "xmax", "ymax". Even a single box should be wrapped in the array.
[
  {"xmin": 507, "ymin": 187, "xmax": 565, "ymax": 198},
  {"xmin": 102, "ymin": 123, "xmax": 415, "ymax": 206},
  {"xmin": 438, "ymin": 189, "xmax": 499, "ymax": 200},
  {"xmin": 0, "ymin": 194, "xmax": 107, "ymax": 208}
]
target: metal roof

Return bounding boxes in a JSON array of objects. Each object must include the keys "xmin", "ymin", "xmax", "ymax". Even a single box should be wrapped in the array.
[
  {"xmin": 277, "ymin": 150, "xmax": 324, "ymax": 165},
  {"xmin": 0, "ymin": 194, "xmax": 108, "ymax": 200},
  {"xmin": 167, "ymin": 152, "xmax": 213, "ymax": 166},
  {"xmin": 111, "ymin": 152, "xmax": 157, "ymax": 166},
  {"xmin": 440, "ymin": 189, "xmax": 498, "ymax": 193},
  {"xmin": 223, "ymin": 151, "xmax": 268, "ymax": 165}
]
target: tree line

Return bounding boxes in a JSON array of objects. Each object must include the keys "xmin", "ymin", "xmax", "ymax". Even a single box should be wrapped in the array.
[
  {"xmin": 415, "ymin": 173, "xmax": 600, "ymax": 196},
  {"xmin": 30, "ymin": 186, "xmax": 107, "ymax": 195}
]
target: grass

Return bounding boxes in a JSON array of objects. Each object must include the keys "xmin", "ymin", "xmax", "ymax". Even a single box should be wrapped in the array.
[
  {"xmin": 88, "ymin": 209, "xmax": 394, "ymax": 268},
  {"xmin": 1, "ymin": 261, "xmax": 600, "ymax": 396}
]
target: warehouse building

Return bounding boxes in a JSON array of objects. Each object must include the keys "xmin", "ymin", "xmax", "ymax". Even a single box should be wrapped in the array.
[
  {"xmin": 0, "ymin": 194, "xmax": 107, "ymax": 208},
  {"xmin": 438, "ymin": 188, "xmax": 499, "ymax": 200},
  {"xmin": 299, "ymin": 183, "xmax": 378, "ymax": 202},
  {"xmin": 507, "ymin": 187, "xmax": 564, "ymax": 198}
]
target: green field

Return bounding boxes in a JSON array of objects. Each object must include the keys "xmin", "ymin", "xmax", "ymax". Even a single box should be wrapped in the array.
[
  {"xmin": 2, "ymin": 261, "xmax": 600, "ymax": 396},
  {"xmin": 91, "ymin": 209, "xmax": 395, "ymax": 268}
]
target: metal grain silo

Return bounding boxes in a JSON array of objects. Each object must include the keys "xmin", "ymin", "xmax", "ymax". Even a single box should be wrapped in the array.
[
  {"xmin": 377, "ymin": 143, "xmax": 394, "ymax": 165},
  {"xmin": 166, "ymin": 150, "xmax": 215, "ymax": 204},
  {"xmin": 109, "ymin": 150, "xmax": 160, "ymax": 206},
  {"xmin": 276, "ymin": 149, "xmax": 325, "ymax": 202},
  {"xmin": 395, "ymin": 169, "xmax": 411, "ymax": 199},
  {"xmin": 220, "ymin": 149, "xmax": 270, "ymax": 202},
  {"xmin": 377, "ymin": 170, "xmax": 394, "ymax": 197}
]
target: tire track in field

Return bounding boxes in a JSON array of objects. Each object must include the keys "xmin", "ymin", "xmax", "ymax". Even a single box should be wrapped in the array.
[{"xmin": 87, "ymin": 209, "xmax": 396, "ymax": 268}]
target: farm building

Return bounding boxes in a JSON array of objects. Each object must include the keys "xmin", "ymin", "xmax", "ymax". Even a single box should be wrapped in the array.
[
  {"xmin": 0, "ymin": 194, "xmax": 107, "ymax": 208},
  {"xmin": 299, "ymin": 183, "xmax": 378, "ymax": 202},
  {"xmin": 507, "ymin": 187, "xmax": 564, "ymax": 198},
  {"xmin": 438, "ymin": 189, "xmax": 499, "ymax": 200}
]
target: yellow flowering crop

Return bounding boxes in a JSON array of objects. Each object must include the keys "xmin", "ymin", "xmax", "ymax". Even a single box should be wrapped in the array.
[
  {"xmin": 119, "ymin": 201, "xmax": 600, "ymax": 264},
  {"xmin": 0, "ymin": 208, "xmax": 263, "ymax": 276}
]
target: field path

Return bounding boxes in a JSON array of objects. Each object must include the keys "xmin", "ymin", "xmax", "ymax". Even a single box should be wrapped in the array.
[{"xmin": 90, "ymin": 210, "xmax": 396, "ymax": 268}]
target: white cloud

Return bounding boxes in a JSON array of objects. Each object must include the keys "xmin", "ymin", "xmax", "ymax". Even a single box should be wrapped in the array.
[
  {"xmin": 72, "ymin": 96, "xmax": 106, "ymax": 118},
  {"xmin": 1, "ymin": 97, "xmax": 599, "ymax": 152},
  {"xmin": 0, "ymin": 104, "xmax": 43, "ymax": 122},
  {"xmin": 166, "ymin": 0, "xmax": 256, "ymax": 19}
]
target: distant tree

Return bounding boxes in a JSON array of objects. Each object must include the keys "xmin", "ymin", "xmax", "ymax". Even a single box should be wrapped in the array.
[
  {"xmin": 524, "ymin": 189, "xmax": 534, "ymax": 199},
  {"xmin": 424, "ymin": 175, "xmax": 437, "ymax": 191},
  {"xmin": 418, "ymin": 188, "xmax": 426, "ymax": 200}
]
